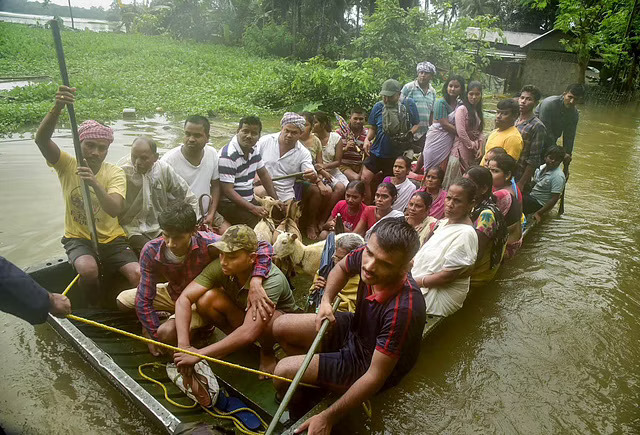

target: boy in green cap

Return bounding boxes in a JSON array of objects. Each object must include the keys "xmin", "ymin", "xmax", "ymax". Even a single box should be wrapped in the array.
[{"xmin": 173, "ymin": 225, "xmax": 297, "ymax": 376}]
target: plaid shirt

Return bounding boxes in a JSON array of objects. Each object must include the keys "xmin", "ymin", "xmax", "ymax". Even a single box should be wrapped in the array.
[
  {"xmin": 336, "ymin": 126, "xmax": 368, "ymax": 166},
  {"xmin": 515, "ymin": 116, "xmax": 547, "ymax": 175},
  {"xmin": 401, "ymin": 80, "xmax": 436, "ymax": 140},
  {"xmin": 135, "ymin": 231, "xmax": 273, "ymax": 337}
]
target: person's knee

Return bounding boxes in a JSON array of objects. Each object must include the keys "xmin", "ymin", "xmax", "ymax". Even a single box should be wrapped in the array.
[
  {"xmin": 335, "ymin": 184, "xmax": 346, "ymax": 196},
  {"xmin": 196, "ymin": 289, "xmax": 229, "ymax": 323},
  {"xmin": 74, "ymin": 256, "xmax": 99, "ymax": 282},
  {"xmin": 361, "ymin": 169, "xmax": 373, "ymax": 182},
  {"xmin": 156, "ymin": 321, "xmax": 176, "ymax": 344},
  {"xmin": 122, "ymin": 262, "xmax": 141, "ymax": 285},
  {"xmin": 272, "ymin": 314, "xmax": 290, "ymax": 342}
]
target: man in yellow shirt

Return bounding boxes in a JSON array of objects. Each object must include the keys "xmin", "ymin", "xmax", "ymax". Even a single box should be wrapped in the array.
[
  {"xmin": 35, "ymin": 86, "xmax": 140, "ymax": 304},
  {"xmin": 481, "ymin": 99, "xmax": 523, "ymax": 165}
]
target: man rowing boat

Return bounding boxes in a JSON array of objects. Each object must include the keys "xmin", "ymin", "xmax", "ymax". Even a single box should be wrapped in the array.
[
  {"xmin": 272, "ymin": 217, "xmax": 426, "ymax": 434},
  {"xmin": 35, "ymin": 86, "xmax": 140, "ymax": 304}
]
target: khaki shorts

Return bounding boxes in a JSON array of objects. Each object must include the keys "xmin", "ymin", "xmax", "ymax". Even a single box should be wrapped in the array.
[{"xmin": 116, "ymin": 283, "xmax": 207, "ymax": 330}]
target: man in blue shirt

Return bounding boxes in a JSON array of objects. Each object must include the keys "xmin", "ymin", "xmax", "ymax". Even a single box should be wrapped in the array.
[
  {"xmin": 362, "ymin": 79, "xmax": 420, "ymax": 203},
  {"xmin": 0, "ymin": 257, "xmax": 71, "ymax": 324}
]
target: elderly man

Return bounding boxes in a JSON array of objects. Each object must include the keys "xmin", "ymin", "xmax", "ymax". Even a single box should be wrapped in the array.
[
  {"xmin": 401, "ymin": 61, "xmax": 437, "ymax": 149},
  {"xmin": 361, "ymin": 79, "xmax": 420, "ymax": 204},
  {"xmin": 34, "ymin": 85, "xmax": 140, "ymax": 303},
  {"xmin": 119, "ymin": 136, "xmax": 198, "ymax": 255},
  {"xmin": 161, "ymin": 115, "xmax": 230, "ymax": 233},
  {"xmin": 255, "ymin": 112, "xmax": 320, "ymax": 239}
]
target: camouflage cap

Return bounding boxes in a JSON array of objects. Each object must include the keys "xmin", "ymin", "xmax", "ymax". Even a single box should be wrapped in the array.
[{"xmin": 210, "ymin": 224, "xmax": 259, "ymax": 253}]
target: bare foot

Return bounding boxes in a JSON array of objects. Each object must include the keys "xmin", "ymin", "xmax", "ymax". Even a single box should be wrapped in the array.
[
  {"xmin": 258, "ymin": 349, "xmax": 278, "ymax": 380},
  {"xmin": 306, "ymin": 226, "xmax": 318, "ymax": 240}
]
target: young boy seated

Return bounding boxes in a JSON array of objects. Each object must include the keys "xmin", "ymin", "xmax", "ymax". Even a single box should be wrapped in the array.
[
  {"xmin": 173, "ymin": 225, "xmax": 297, "ymax": 376},
  {"xmin": 522, "ymin": 146, "xmax": 566, "ymax": 222},
  {"xmin": 116, "ymin": 202, "xmax": 275, "ymax": 356}
]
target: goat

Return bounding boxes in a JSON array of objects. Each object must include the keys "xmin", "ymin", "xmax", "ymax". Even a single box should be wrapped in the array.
[
  {"xmin": 272, "ymin": 199, "xmax": 302, "ymax": 245},
  {"xmin": 253, "ymin": 196, "xmax": 279, "ymax": 242},
  {"xmin": 273, "ymin": 232, "xmax": 365, "ymax": 277}
]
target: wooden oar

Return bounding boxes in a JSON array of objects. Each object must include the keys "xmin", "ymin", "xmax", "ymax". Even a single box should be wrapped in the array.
[
  {"xmin": 265, "ymin": 298, "xmax": 341, "ymax": 435},
  {"xmin": 558, "ymin": 162, "xmax": 570, "ymax": 215},
  {"xmin": 49, "ymin": 20, "xmax": 100, "ymax": 255},
  {"xmin": 271, "ymin": 172, "xmax": 304, "ymax": 182}
]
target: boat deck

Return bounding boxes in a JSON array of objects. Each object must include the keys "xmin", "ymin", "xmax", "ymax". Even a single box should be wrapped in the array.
[{"xmin": 27, "ymin": 258, "xmax": 303, "ymax": 433}]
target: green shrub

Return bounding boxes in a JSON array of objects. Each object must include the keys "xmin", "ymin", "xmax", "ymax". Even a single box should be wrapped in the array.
[{"xmin": 242, "ymin": 22, "xmax": 294, "ymax": 58}]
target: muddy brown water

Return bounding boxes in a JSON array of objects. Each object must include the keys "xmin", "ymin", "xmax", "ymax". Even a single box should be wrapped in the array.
[{"xmin": 0, "ymin": 106, "xmax": 638, "ymax": 434}]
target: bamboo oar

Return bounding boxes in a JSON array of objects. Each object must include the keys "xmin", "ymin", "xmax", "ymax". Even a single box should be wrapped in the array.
[
  {"xmin": 270, "ymin": 172, "xmax": 304, "ymax": 182},
  {"xmin": 49, "ymin": 20, "xmax": 100, "ymax": 256},
  {"xmin": 558, "ymin": 162, "xmax": 570, "ymax": 215},
  {"xmin": 265, "ymin": 298, "xmax": 341, "ymax": 435}
]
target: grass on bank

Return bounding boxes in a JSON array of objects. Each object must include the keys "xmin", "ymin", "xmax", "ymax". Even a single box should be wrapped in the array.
[{"xmin": 0, "ymin": 23, "xmax": 311, "ymax": 134}]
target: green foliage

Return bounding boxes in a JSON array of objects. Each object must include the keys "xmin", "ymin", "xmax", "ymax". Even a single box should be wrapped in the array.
[
  {"xmin": 242, "ymin": 22, "xmax": 294, "ymax": 58},
  {"xmin": 0, "ymin": 23, "xmax": 301, "ymax": 134},
  {"xmin": 354, "ymin": 0, "xmax": 500, "ymax": 78}
]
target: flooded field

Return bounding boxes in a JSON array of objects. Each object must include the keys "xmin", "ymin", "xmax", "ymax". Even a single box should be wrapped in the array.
[{"xmin": 0, "ymin": 104, "xmax": 639, "ymax": 434}]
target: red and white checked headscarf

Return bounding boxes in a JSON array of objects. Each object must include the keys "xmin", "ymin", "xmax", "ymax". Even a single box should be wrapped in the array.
[
  {"xmin": 280, "ymin": 112, "xmax": 306, "ymax": 132},
  {"xmin": 78, "ymin": 120, "xmax": 114, "ymax": 144}
]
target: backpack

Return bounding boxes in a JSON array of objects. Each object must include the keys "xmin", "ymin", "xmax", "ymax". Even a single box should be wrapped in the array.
[{"xmin": 382, "ymin": 99, "xmax": 416, "ymax": 155}]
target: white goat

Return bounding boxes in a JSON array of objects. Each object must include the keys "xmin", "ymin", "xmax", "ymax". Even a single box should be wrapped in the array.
[
  {"xmin": 253, "ymin": 196, "xmax": 279, "ymax": 242},
  {"xmin": 273, "ymin": 232, "xmax": 365, "ymax": 276}
]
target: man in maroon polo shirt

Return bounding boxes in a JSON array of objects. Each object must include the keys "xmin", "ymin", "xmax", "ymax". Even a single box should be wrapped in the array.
[{"xmin": 273, "ymin": 217, "xmax": 426, "ymax": 434}]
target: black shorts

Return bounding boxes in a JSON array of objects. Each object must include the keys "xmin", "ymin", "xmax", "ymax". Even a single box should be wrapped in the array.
[
  {"xmin": 318, "ymin": 312, "xmax": 370, "ymax": 389},
  {"xmin": 127, "ymin": 234, "xmax": 153, "ymax": 257},
  {"xmin": 363, "ymin": 154, "xmax": 396, "ymax": 177},
  {"xmin": 218, "ymin": 199, "xmax": 261, "ymax": 228},
  {"xmin": 62, "ymin": 236, "xmax": 138, "ymax": 273},
  {"xmin": 523, "ymin": 194, "xmax": 544, "ymax": 215}
]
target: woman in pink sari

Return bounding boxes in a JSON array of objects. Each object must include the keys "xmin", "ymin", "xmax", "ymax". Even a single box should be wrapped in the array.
[
  {"xmin": 419, "ymin": 166, "xmax": 447, "ymax": 219},
  {"xmin": 443, "ymin": 81, "xmax": 484, "ymax": 189}
]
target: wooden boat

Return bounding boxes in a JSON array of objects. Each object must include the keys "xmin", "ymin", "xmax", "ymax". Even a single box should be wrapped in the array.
[{"xmin": 26, "ymin": 217, "xmax": 541, "ymax": 434}]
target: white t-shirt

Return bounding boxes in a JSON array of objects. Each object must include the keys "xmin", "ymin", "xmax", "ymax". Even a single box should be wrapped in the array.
[
  {"xmin": 160, "ymin": 144, "xmax": 219, "ymax": 202},
  {"xmin": 257, "ymin": 133, "xmax": 315, "ymax": 201},
  {"xmin": 411, "ymin": 219, "xmax": 478, "ymax": 317},
  {"xmin": 321, "ymin": 132, "xmax": 349, "ymax": 188},
  {"xmin": 391, "ymin": 178, "xmax": 417, "ymax": 212}
]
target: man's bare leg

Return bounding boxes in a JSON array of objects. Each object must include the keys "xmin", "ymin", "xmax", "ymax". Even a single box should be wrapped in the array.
[
  {"xmin": 273, "ymin": 353, "xmax": 321, "ymax": 397},
  {"xmin": 273, "ymin": 313, "xmax": 318, "ymax": 356}
]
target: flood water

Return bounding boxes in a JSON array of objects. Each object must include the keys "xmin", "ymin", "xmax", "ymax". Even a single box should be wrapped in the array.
[{"xmin": 1, "ymin": 105, "xmax": 639, "ymax": 434}]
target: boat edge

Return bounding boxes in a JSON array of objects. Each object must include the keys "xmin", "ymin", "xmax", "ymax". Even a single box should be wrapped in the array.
[{"xmin": 47, "ymin": 312, "xmax": 181, "ymax": 434}]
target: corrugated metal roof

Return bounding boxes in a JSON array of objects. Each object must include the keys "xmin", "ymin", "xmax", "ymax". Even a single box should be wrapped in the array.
[{"xmin": 466, "ymin": 27, "xmax": 542, "ymax": 48}]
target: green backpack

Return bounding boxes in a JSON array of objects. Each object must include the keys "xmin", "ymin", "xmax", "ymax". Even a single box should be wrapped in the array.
[{"xmin": 382, "ymin": 100, "xmax": 414, "ymax": 153}]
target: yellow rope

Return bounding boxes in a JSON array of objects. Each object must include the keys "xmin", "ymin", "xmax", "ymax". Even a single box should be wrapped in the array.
[
  {"xmin": 66, "ymin": 313, "xmax": 318, "ymax": 388},
  {"xmin": 138, "ymin": 363, "xmax": 198, "ymax": 409},
  {"xmin": 139, "ymin": 362, "xmax": 267, "ymax": 435},
  {"xmin": 62, "ymin": 274, "xmax": 79, "ymax": 296}
]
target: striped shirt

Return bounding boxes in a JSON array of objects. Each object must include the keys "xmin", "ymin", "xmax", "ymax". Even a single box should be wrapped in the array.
[
  {"xmin": 515, "ymin": 116, "xmax": 547, "ymax": 177},
  {"xmin": 401, "ymin": 80, "xmax": 436, "ymax": 140},
  {"xmin": 219, "ymin": 135, "xmax": 264, "ymax": 203},
  {"xmin": 135, "ymin": 232, "xmax": 273, "ymax": 338},
  {"xmin": 344, "ymin": 246, "xmax": 426, "ymax": 388}
]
